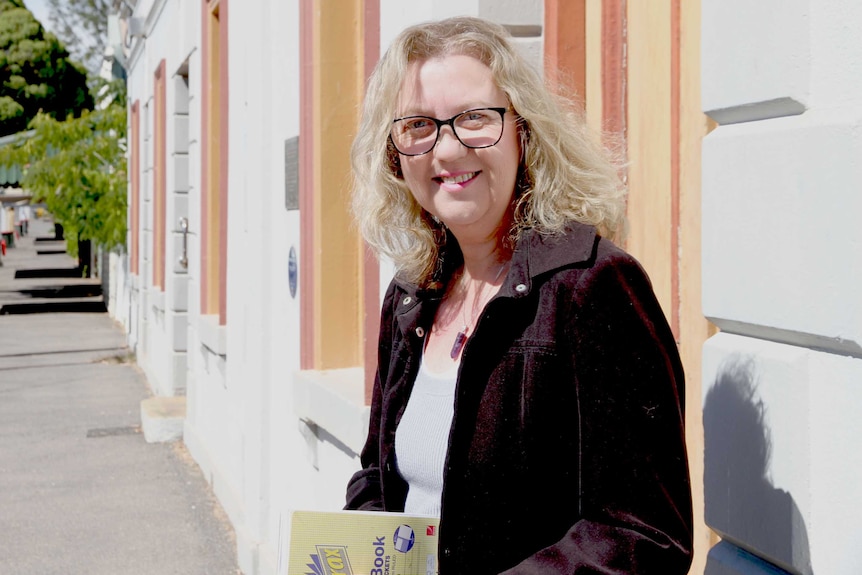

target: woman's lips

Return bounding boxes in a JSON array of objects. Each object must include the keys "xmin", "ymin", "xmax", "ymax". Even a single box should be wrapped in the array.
[{"xmin": 434, "ymin": 171, "xmax": 480, "ymax": 190}]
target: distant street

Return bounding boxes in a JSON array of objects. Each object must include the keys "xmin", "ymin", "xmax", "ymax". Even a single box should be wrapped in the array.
[{"xmin": 0, "ymin": 217, "xmax": 241, "ymax": 574}]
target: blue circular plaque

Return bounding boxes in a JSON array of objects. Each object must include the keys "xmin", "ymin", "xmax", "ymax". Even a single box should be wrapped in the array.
[{"xmin": 288, "ymin": 246, "xmax": 298, "ymax": 298}]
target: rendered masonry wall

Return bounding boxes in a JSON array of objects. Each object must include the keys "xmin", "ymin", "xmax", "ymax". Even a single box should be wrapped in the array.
[
  {"xmin": 119, "ymin": 2, "xmax": 544, "ymax": 575},
  {"xmin": 701, "ymin": 1, "xmax": 862, "ymax": 573}
]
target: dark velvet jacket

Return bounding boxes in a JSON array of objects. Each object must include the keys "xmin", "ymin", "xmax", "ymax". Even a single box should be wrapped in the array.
[{"xmin": 345, "ymin": 222, "xmax": 693, "ymax": 575}]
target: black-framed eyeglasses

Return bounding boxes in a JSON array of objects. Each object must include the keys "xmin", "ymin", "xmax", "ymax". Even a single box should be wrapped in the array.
[{"xmin": 390, "ymin": 107, "xmax": 508, "ymax": 156}]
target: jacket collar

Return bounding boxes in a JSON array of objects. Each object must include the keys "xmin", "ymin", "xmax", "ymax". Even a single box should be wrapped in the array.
[
  {"xmin": 393, "ymin": 221, "xmax": 598, "ymax": 302},
  {"xmin": 502, "ymin": 220, "xmax": 597, "ymax": 298}
]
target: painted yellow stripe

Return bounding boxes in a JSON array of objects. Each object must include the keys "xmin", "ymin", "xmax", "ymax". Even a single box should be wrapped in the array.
[
  {"xmin": 309, "ymin": 0, "xmax": 364, "ymax": 369},
  {"xmin": 624, "ymin": 0, "xmax": 673, "ymax": 322}
]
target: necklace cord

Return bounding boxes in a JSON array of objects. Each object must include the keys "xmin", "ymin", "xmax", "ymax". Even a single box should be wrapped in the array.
[{"xmin": 449, "ymin": 261, "xmax": 508, "ymax": 359}]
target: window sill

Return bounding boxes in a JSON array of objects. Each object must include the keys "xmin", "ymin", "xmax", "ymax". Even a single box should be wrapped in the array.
[
  {"xmin": 293, "ymin": 368, "xmax": 370, "ymax": 456},
  {"xmin": 198, "ymin": 314, "xmax": 226, "ymax": 356},
  {"xmin": 151, "ymin": 288, "xmax": 165, "ymax": 312}
]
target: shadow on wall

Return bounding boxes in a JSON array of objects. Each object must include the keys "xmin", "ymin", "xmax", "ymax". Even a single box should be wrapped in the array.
[{"xmin": 703, "ymin": 356, "xmax": 813, "ymax": 575}]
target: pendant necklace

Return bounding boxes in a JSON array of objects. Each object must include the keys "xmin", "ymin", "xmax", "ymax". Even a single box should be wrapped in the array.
[
  {"xmin": 449, "ymin": 329, "xmax": 469, "ymax": 359},
  {"xmin": 449, "ymin": 262, "xmax": 508, "ymax": 359}
]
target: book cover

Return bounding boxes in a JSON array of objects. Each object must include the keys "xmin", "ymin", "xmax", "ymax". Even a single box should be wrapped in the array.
[{"xmin": 286, "ymin": 510, "xmax": 440, "ymax": 575}]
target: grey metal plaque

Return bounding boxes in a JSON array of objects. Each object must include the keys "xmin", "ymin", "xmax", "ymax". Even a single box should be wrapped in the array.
[{"xmin": 285, "ymin": 136, "xmax": 299, "ymax": 210}]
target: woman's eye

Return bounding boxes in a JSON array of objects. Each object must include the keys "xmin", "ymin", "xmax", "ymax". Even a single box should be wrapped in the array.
[
  {"xmin": 404, "ymin": 118, "xmax": 432, "ymax": 131},
  {"xmin": 459, "ymin": 110, "xmax": 492, "ymax": 126}
]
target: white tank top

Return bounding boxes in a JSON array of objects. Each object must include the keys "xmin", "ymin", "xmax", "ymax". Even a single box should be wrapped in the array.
[{"xmin": 394, "ymin": 358, "xmax": 458, "ymax": 517}]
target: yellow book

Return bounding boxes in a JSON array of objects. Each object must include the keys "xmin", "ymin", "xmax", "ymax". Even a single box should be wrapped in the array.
[{"xmin": 286, "ymin": 510, "xmax": 440, "ymax": 575}]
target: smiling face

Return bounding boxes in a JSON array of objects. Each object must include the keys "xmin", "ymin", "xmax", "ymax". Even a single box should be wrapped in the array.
[{"xmin": 395, "ymin": 54, "xmax": 520, "ymax": 246}]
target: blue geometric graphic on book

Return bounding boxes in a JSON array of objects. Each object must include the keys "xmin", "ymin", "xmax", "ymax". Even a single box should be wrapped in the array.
[
  {"xmin": 393, "ymin": 525, "xmax": 416, "ymax": 553},
  {"xmin": 305, "ymin": 553, "xmax": 325, "ymax": 575}
]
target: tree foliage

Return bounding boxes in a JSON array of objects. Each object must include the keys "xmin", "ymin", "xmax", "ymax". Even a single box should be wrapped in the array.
[
  {"xmin": 46, "ymin": 0, "xmax": 113, "ymax": 77},
  {"xmin": 0, "ymin": 0, "xmax": 92, "ymax": 136},
  {"xmin": 0, "ymin": 79, "xmax": 127, "ymax": 254}
]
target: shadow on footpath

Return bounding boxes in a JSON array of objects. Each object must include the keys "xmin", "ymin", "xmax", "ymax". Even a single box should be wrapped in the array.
[
  {"xmin": 0, "ymin": 301, "xmax": 106, "ymax": 315},
  {"xmin": 17, "ymin": 285, "xmax": 103, "ymax": 299},
  {"xmin": 15, "ymin": 268, "xmax": 84, "ymax": 279},
  {"xmin": 3, "ymin": 226, "xmax": 102, "ymax": 314},
  {"xmin": 0, "ymin": 284, "xmax": 103, "ymax": 313}
]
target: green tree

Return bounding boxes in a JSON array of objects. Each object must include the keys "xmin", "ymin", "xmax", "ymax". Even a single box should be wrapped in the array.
[
  {"xmin": 46, "ymin": 0, "xmax": 113, "ymax": 77},
  {"xmin": 0, "ymin": 78, "xmax": 127, "ymax": 257},
  {"xmin": 0, "ymin": 0, "xmax": 92, "ymax": 136}
]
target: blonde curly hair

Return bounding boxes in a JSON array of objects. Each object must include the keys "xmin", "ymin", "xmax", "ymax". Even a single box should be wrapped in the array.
[{"xmin": 351, "ymin": 16, "xmax": 627, "ymax": 286}]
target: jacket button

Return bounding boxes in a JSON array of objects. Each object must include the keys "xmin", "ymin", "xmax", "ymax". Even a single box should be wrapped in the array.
[
  {"xmin": 403, "ymin": 296, "xmax": 412, "ymax": 305},
  {"xmin": 515, "ymin": 283, "xmax": 527, "ymax": 293},
  {"xmin": 415, "ymin": 327, "xmax": 425, "ymax": 337}
]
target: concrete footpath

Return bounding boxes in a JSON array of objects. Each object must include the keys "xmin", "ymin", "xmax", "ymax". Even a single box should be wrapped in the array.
[{"xmin": 0, "ymin": 218, "xmax": 241, "ymax": 574}]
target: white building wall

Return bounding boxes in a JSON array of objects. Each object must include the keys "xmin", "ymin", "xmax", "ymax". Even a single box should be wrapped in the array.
[
  {"xmin": 116, "ymin": 0, "xmax": 193, "ymax": 398},
  {"xmin": 117, "ymin": 2, "xmax": 544, "ymax": 574},
  {"xmin": 701, "ymin": 0, "xmax": 862, "ymax": 573},
  {"xmin": 259, "ymin": 1, "xmax": 307, "ymax": 572},
  {"xmin": 144, "ymin": 1, "xmax": 185, "ymax": 398},
  {"xmin": 225, "ymin": 1, "xmax": 284, "ymax": 570}
]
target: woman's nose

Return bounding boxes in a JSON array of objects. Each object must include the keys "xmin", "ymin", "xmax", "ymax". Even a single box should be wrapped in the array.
[{"xmin": 434, "ymin": 126, "xmax": 467, "ymax": 160}]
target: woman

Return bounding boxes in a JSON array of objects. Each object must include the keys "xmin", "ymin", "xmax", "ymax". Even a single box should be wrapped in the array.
[{"xmin": 345, "ymin": 16, "xmax": 693, "ymax": 575}]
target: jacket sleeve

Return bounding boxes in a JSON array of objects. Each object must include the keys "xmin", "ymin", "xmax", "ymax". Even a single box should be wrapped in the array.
[
  {"xmin": 343, "ymin": 373, "xmax": 386, "ymax": 511},
  {"xmin": 344, "ymin": 282, "xmax": 398, "ymax": 511},
  {"xmin": 503, "ymin": 250, "xmax": 693, "ymax": 574}
]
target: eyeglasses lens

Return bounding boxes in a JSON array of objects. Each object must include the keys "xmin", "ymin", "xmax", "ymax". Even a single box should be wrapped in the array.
[{"xmin": 391, "ymin": 108, "xmax": 504, "ymax": 156}]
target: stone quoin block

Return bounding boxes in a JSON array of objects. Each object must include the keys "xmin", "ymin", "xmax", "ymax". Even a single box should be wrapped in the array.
[
  {"xmin": 702, "ymin": 0, "xmax": 809, "ymax": 124},
  {"xmin": 702, "ymin": 109, "xmax": 862, "ymax": 353},
  {"xmin": 703, "ymin": 332, "xmax": 862, "ymax": 574}
]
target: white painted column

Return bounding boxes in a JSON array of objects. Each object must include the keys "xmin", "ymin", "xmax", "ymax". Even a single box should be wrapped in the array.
[{"xmin": 169, "ymin": 73, "xmax": 191, "ymax": 391}]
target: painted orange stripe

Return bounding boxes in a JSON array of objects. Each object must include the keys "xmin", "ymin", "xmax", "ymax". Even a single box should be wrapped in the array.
[
  {"xmin": 544, "ymin": 0, "xmax": 587, "ymax": 100},
  {"xmin": 363, "ymin": 0, "xmax": 380, "ymax": 403},
  {"xmin": 602, "ymin": 0, "xmax": 626, "ymax": 140},
  {"xmin": 364, "ymin": 0, "xmax": 380, "ymax": 82},
  {"xmin": 218, "ymin": 0, "xmax": 229, "ymax": 325},
  {"xmin": 299, "ymin": 0, "xmax": 315, "ymax": 369}
]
